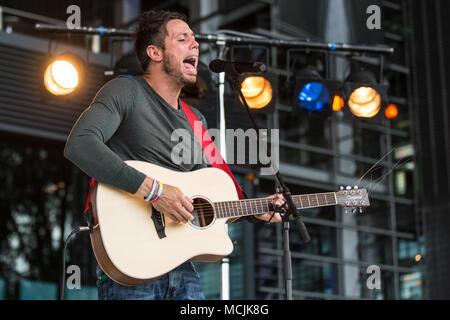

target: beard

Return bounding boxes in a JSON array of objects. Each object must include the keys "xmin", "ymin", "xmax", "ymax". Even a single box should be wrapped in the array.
[{"xmin": 162, "ymin": 50, "xmax": 197, "ymax": 86}]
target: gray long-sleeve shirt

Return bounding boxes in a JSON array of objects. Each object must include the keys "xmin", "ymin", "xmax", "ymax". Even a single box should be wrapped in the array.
[{"xmin": 64, "ymin": 75, "xmax": 209, "ymax": 194}]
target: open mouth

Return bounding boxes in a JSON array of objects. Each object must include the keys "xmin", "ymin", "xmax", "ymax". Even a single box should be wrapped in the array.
[{"xmin": 183, "ymin": 56, "xmax": 198, "ymax": 74}]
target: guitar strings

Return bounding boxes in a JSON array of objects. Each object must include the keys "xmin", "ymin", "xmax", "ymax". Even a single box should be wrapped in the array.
[
  {"xmin": 364, "ymin": 157, "xmax": 409, "ymax": 197},
  {"xmin": 188, "ymin": 199, "xmax": 331, "ymax": 211},
  {"xmin": 151, "ymin": 192, "xmax": 339, "ymax": 220},
  {"xmin": 187, "ymin": 193, "xmax": 336, "ymax": 210},
  {"xmin": 173, "ymin": 191, "xmax": 358, "ymax": 218},
  {"xmin": 186, "ymin": 195, "xmax": 336, "ymax": 211},
  {"xmin": 160, "ymin": 203, "xmax": 333, "ymax": 219},
  {"xmin": 156, "ymin": 200, "xmax": 335, "ymax": 219},
  {"xmin": 351, "ymin": 147, "xmax": 395, "ymax": 188}
]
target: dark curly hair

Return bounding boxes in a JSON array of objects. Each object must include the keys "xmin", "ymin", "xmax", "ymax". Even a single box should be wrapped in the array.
[{"xmin": 134, "ymin": 10, "xmax": 187, "ymax": 71}]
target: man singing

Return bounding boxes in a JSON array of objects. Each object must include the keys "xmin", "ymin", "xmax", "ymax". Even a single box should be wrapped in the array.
[{"xmin": 64, "ymin": 9, "xmax": 283, "ymax": 300}]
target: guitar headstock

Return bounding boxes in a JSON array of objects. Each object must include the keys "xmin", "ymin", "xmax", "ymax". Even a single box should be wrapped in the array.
[{"xmin": 335, "ymin": 186, "xmax": 370, "ymax": 213}]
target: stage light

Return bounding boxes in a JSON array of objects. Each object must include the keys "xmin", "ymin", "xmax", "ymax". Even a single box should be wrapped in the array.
[
  {"xmin": 44, "ymin": 60, "xmax": 78, "ymax": 95},
  {"xmin": 240, "ymin": 75, "xmax": 274, "ymax": 110},
  {"xmin": 113, "ymin": 53, "xmax": 143, "ymax": 77},
  {"xmin": 385, "ymin": 104, "xmax": 398, "ymax": 119},
  {"xmin": 348, "ymin": 86, "xmax": 381, "ymax": 118},
  {"xmin": 42, "ymin": 52, "xmax": 85, "ymax": 96},
  {"xmin": 344, "ymin": 70, "xmax": 386, "ymax": 118},
  {"xmin": 332, "ymin": 95, "xmax": 345, "ymax": 111},
  {"xmin": 246, "ymin": 172, "xmax": 256, "ymax": 181},
  {"xmin": 293, "ymin": 67, "xmax": 340, "ymax": 113},
  {"xmin": 298, "ymin": 82, "xmax": 329, "ymax": 112}
]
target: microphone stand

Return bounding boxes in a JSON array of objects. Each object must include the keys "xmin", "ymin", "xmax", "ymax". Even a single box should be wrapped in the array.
[{"xmin": 223, "ymin": 64, "xmax": 311, "ymax": 300}]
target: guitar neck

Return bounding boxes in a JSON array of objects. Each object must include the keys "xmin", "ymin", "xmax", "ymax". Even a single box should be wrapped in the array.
[{"xmin": 214, "ymin": 192, "xmax": 337, "ymax": 219}]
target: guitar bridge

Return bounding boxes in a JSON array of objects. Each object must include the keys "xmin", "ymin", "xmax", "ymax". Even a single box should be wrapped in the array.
[{"xmin": 151, "ymin": 208, "xmax": 166, "ymax": 239}]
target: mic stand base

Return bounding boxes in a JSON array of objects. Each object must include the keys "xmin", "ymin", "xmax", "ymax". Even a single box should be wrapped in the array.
[{"xmin": 282, "ymin": 220, "xmax": 293, "ymax": 300}]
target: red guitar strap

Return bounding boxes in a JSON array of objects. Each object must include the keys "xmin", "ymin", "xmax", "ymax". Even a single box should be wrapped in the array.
[
  {"xmin": 83, "ymin": 98, "xmax": 245, "ymax": 215},
  {"xmin": 84, "ymin": 177, "xmax": 96, "ymax": 214},
  {"xmin": 180, "ymin": 99, "xmax": 245, "ymax": 200}
]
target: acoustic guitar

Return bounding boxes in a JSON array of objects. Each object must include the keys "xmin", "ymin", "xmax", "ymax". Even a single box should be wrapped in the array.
[{"xmin": 89, "ymin": 160, "xmax": 370, "ymax": 286}]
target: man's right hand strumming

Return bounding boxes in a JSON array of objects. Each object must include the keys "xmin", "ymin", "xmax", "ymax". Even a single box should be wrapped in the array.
[{"xmin": 136, "ymin": 177, "xmax": 194, "ymax": 224}]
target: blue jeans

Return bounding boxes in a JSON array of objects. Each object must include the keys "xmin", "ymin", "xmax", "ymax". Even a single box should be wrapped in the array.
[{"xmin": 96, "ymin": 262, "xmax": 205, "ymax": 300}]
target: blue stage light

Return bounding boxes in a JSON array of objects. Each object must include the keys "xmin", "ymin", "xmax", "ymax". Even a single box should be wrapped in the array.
[{"xmin": 297, "ymin": 82, "xmax": 330, "ymax": 112}]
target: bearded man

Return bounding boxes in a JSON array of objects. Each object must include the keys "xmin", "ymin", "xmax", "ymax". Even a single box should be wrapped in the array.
[{"xmin": 64, "ymin": 10, "xmax": 282, "ymax": 300}]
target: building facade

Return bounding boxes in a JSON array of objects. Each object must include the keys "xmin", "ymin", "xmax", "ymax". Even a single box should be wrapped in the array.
[{"xmin": 1, "ymin": 0, "xmax": 447, "ymax": 300}]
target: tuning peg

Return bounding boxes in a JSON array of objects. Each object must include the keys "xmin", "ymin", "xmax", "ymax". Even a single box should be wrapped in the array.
[
  {"xmin": 344, "ymin": 208, "xmax": 358, "ymax": 215},
  {"xmin": 346, "ymin": 186, "xmax": 352, "ymax": 190},
  {"xmin": 340, "ymin": 186, "xmax": 344, "ymax": 190},
  {"xmin": 354, "ymin": 185, "xmax": 358, "ymax": 189},
  {"xmin": 359, "ymin": 207, "xmax": 364, "ymax": 214}
]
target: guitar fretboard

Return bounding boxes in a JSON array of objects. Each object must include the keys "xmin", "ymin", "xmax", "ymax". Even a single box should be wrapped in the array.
[{"xmin": 214, "ymin": 192, "xmax": 336, "ymax": 219}]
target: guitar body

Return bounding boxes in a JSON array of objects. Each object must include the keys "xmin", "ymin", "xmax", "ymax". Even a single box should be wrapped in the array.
[
  {"xmin": 88, "ymin": 161, "xmax": 371, "ymax": 286},
  {"xmin": 90, "ymin": 161, "xmax": 237, "ymax": 286}
]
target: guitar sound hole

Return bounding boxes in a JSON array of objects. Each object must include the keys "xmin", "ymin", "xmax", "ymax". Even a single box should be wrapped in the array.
[{"xmin": 190, "ymin": 197, "xmax": 215, "ymax": 228}]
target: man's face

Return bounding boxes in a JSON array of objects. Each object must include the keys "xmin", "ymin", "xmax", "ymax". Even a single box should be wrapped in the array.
[{"xmin": 161, "ymin": 19, "xmax": 199, "ymax": 86}]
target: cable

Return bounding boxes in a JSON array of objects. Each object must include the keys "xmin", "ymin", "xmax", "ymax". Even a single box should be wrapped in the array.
[{"xmin": 60, "ymin": 226, "xmax": 91, "ymax": 300}]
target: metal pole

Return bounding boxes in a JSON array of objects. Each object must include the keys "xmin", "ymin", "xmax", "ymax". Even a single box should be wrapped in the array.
[
  {"xmin": 218, "ymin": 70, "xmax": 227, "ymax": 160},
  {"xmin": 216, "ymin": 36, "xmax": 230, "ymax": 300},
  {"xmin": 0, "ymin": 7, "xmax": 3, "ymax": 31},
  {"xmin": 35, "ymin": 23, "xmax": 394, "ymax": 55},
  {"xmin": 282, "ymin": 220, "xmax": 293, "ymax": 300},
  {"xmin": 219, "ymin": 68, "xmax": 230, "ymax": 300}
]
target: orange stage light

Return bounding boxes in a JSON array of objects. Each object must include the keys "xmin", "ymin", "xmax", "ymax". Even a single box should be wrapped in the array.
[
  {"xmin": 332, "ymin": 95, "xmax": 344, "ymax": 111},
  {"xmin": 385, "ymin": 104, "xmax": 399, "ymax": 119}
]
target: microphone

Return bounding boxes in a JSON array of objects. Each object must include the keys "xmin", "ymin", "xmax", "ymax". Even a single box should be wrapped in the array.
[{"xmin": 209, "ymin": 59, "xmax": 266, "ymax": 74}]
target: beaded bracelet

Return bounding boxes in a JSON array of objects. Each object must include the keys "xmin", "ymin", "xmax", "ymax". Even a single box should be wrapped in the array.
[
  {"xmin": 144, "ymin": 179, "xmax": 158, "ymax": 202},
  {"xmin": 149, "ymin": 182, "xmax": 163, "ymax": 203}
]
